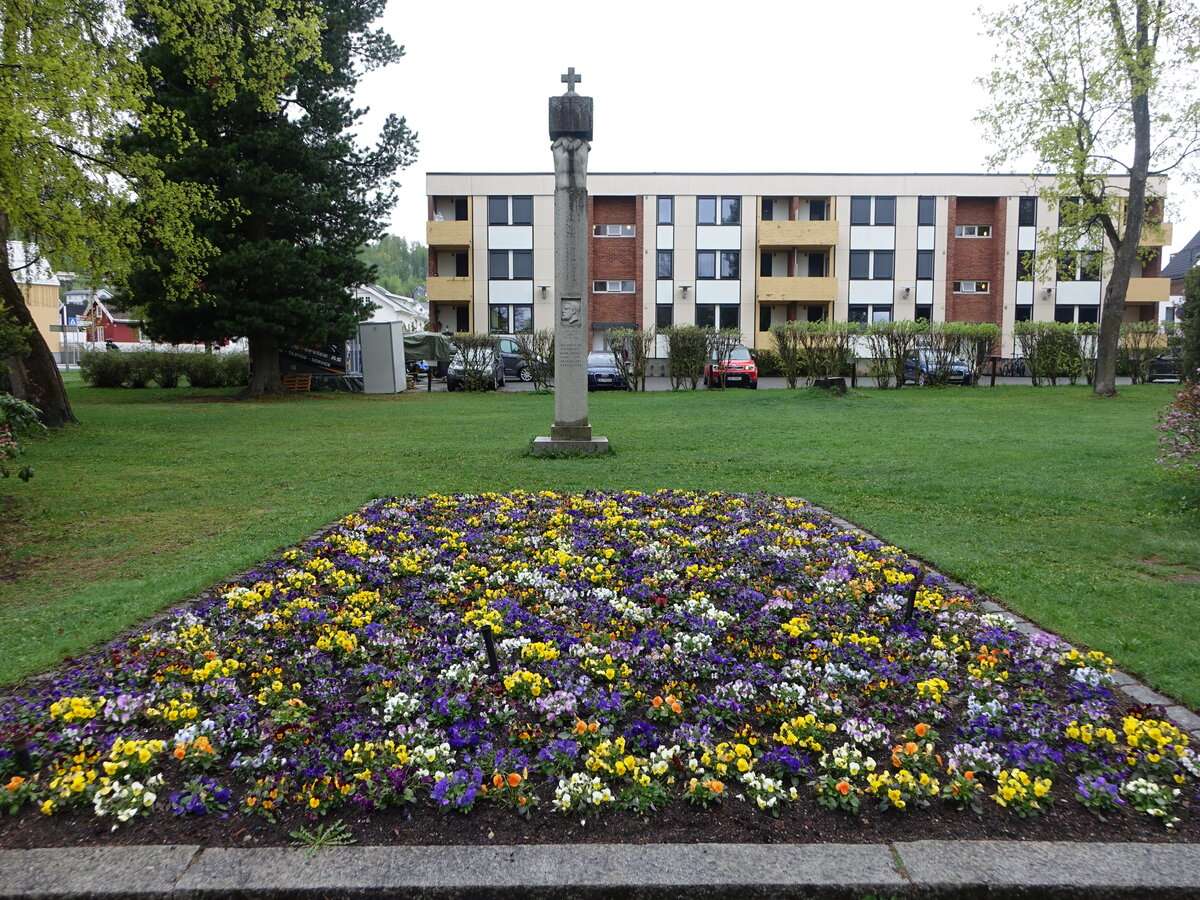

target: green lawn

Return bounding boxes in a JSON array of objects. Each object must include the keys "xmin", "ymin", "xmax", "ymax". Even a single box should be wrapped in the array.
[{"xmin": 3, "ymin": 377, "xmax": 1198, "ymax": 709}]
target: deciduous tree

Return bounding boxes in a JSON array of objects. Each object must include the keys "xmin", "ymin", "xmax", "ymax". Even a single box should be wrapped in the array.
[
  {"xmin": 0, "ymin": 0, "xmax": 323, "ymax": 425},
  {"xmin": 978, "ymin": 0, "xmax": 1200, "ymax": 396}
]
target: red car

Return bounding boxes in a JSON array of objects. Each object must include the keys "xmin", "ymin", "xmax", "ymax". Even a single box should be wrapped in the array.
[{"xmin": 704, "ymin": 345, "xmax": 758, "ymax": 389}]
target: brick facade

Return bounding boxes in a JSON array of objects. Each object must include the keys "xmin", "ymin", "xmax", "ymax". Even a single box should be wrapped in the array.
[
  {"xmin": 945, "ymin": 197, "xmax": 1006, "ymax": 327},
  {"xmin": 588, "ymin": 196, "xmax": 643, "ymax": 347}
]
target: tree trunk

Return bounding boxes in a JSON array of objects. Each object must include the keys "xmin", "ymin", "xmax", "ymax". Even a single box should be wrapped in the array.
[
  {"xmin": 1094, "ymin": 0, "xmax": 1154, "ymax": 398},
  {"xmin": 0, "ymin": 218, "xmax": 77, "ymax": 427},
  {"xmin": 239, "ymin": 334, "xmax": 286, "ymax": 398}
]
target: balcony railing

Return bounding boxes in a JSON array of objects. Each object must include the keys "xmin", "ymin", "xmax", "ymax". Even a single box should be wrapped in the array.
[
  {"xmin": 757, "ymin": 220, "xmax": 839, "ymax": 247},
  {"xmin": 426, "ymin": 276, "xmax": 473, "ymax": 302},
  {"xmin": 1125, "ymin": 277, "xmax": 1169, "ymax": 303},
  {"xmin": 426, "ymin": 219, "xmax": 472, "ymax": 248},
  {"xmin": 756, "ymin": 276, "xmax": 838, "ymax": 302},
  {"xmin": 1139, "ymin": 222, "xmax": 1173, "ymax": 247}
]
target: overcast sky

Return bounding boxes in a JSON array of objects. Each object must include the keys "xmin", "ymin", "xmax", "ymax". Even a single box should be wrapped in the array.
[{"xmin": 359, "ymin": 0, "xmax": 1199, "ymax": 265}]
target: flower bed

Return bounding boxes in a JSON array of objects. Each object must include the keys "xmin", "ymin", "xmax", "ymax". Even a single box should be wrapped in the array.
[{"xmin": 2, "ymin": 490, "xmax": 1197, "ymax": 835}]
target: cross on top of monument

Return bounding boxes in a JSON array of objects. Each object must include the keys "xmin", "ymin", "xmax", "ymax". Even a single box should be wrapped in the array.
[{"xmin": 561, "ymin": 67, "xmax": 581, "ymax": 93}]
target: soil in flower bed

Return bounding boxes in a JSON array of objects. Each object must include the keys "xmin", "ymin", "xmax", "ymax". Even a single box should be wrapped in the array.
[{"xmin": 1, "ymin": 490, "xmax": 1197, "ymax": 849}]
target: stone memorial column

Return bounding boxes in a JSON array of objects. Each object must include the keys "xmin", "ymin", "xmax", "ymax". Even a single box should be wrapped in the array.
[{"xmin": 533, "ymin": 68, "xmax": 609, "ymax": 454}]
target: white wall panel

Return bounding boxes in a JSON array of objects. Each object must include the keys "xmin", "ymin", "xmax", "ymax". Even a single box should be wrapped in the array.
[
  {"xmin": 848, "ymin": 280, "xmax": 895, "ymax": 302},
  {"xmin": 696, "ymin": 280, "xmax": 741, "ymax": 302},
  {"xmin": 488, "ymin": 226, "xmax": 533, "ymax": 250},
  {"xmin": 657, "ymin": 226, "xmax": 674, "ymax": 249},
  {"xmin": 1016, "ymin": 281, "xmax": 1033, "ymax": 302},
  {"xmin": 849, "ymin": 226, "xmax": 896, "ymax": 250},
  {"xmin": 917, "ymin": 226, "xmax": 935, "ymax": 250},
  {"xmin": 488, "ymin": 280, "xmax": 533, "ymax": 302},
  {"xmin": 656, "ymin": 280, "xmax": 674, "ymax": 303},
  {"xmin": 917, "ymin": 281, "xmax": 934, "ymax": 303},
  {"xmin": 1018, "ymin": 227, "xmax": 1037, "ymax": 250},
  {"xmin": 696, "ymin": 226, "xmax": 742, "ymax": 250},
  {"xmin": 1056, "ymin": 281, "xmax": 1102, "ymax": 304}
]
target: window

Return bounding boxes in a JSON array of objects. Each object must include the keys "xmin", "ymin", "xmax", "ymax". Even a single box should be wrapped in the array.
[
  {"xmin": 655, "ymin": 305, "xmax": 673, "ymax": 328},
  {"xmin": 915, "ymin": 304, "xmax": 933, "ymax": 321},
  {"xmin": 489, "ymin": 250, "xmax": 532, "ymax": 280},
  {"xmin": 1058, "ymin": 251, "xmax": 1102, "ymax": 282},
  {"xmin": 1015, "ymin": 304, "xmax": 1033, "ymax": 322},
  {"xmin": 593, "ymin": 224, "xmax": 635, "ymax": 237},
  {"xmin": 851, "ymin": 195, "xmax": 895, "ymax": 226},
  {"xmin": 488, "ymin": 304, "xmax": 534, "ymax": 334},
  {"xmin": 760, "ymin": 252, "xmax": 774, "ymax": 277},
  {"xmin": 696, "ymin": 250, "xmax": 740, "ymax": 280},
  {"xmin": 593, "ymin": 280, "xmax": 636, "ymax": 293},
  {"xmin": 955, "ymin": 225, "xmax": 991, "ymax": 238},
  {"xmin": 850, "ymin": 196, "xmax": 871, "ymax": 225},
  {"xmin": 657, "ymin": 196, "xmax": 674, "ymax": 225},
  {"xmin": 696, "ymin": 304, "xmax": 739, "ymax": 329},
  {"xmin": 849, "ymin": 249, "xmax": 893, "ymax": 280},
  {"xmin": 810, "ymin": 198, "xmax": 829, "ymax": 221},
  {"xmin": 1018, "ymin": 251, "xmax": 1034, "ymax": 281},
  {"xmin": 1053, "ymin": 304, "xmax": 1099, "ymax": 324},
  {"xmin": 952, "ymin": 280, "xmax": 990, "ymax": 293},
  {"xmin": 848, "ymin": 304, "xmax": 893, "ymax": 324},
  {"xmin": 656, "ymin": 250, "xmax": 673, "ymax": 280},
  {"xmin": 697, "ymin": 196, "xmax": 741, "ymax": 225},
  {"xmin": 807, "ymin": 253, "xmax": 828, "ymax": 277},
  {"xmin": 917, "ymin": 249, "xmax": 934, "ymax": 280},
  {"xmin": 487, "ymin": 195, "xmax": 532, "ymax": 226},
  {"xmin": 762, "ymin": 198, "xmax": 775, "ymax": 220},
  {"xmin": 874, "ymin": 196, "xmax": 895, "ymax": 226},
  {"xmin": 1018, "ymin": 197, "xmax": 1037, "ymax": 227},
  {"xmin": 1059, "ymin": 196, "xmax": 1083, "ymax": 227},
  {"xmin": 759, "ymin": 305, "xmax": 772, "ymax": 332},
  {"xmin": 918, "ymin": 196, "xmax": 936, "ymax": 226}
]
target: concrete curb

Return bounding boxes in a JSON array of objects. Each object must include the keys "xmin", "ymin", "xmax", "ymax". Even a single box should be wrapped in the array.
[{"xmin": 2, "ymin": 842, "xmax": 1198, "ymax": 898}]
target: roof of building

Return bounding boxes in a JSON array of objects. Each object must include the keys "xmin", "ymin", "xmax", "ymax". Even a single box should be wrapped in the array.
[
  {"xmin": 1163, "ymin": 227, "xmax": 1200, "ymax": 280},
  {"xmin": 6, "ymin": 242, "xmax": 59, "ymax": 286}
]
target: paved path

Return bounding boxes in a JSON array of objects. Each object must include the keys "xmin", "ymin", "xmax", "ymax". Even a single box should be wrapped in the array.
[{"xmin": 3, "ymin": 841, "xmax": 1200, "ymax": 898}]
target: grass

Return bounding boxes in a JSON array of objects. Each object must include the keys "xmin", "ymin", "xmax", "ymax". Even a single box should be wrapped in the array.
[{"xmin": 2, "ymin": 375, "xmax": 1198, "ymax": 708}]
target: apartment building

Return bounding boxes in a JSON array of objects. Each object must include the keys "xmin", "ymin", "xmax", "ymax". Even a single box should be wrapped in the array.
[{"xmin": 425, "ymin": 173, "xmax": 1171, "ymax": 357}]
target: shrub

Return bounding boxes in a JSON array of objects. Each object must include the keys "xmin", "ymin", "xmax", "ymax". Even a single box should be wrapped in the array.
[
  {"xmin": 1015, "ymin": 322, "xmax": 1087, "ymax": 386},
  {"xmin": 1181, "ymin": 268, "xmax": 1200, "ymax": 382},
  {"xmin": 452, "ymin": 333, "xmax": 499, "ymax": 392},
  {"xmin": 1158, "ymin": 380, "xmax": 1200, "ymax": 475},
  {"xmin": 153, "ymin": 351, "xmax": 189, "ymax": 389},
  {"xmin": 705, "ymin": 328, "xmax": 742, "ymax": 389},
  {"xmin": 753, "ymin": 348, "xmax": 782, "ymax": 378},
  {"xmin": 663, "ymin": 326, "xmax": 708, "ymax": 390},
  {"xmin": 514, "ymin": 329, "xmax": 555, "ymax": 393},
  {"xmin": 184, "ymin": 353, "xmax": 226, "ymax": 388},
  {"xmin": 606, "ymin": 327, "xmax": 655, "ymax": 391},
  {"xmin": 125, "ymin": 352, "xmax": 157, "ymax": 389},
  {"xmin": 79, "ymin": 350, "xmax": 131, "ymax": 388},
  {"xmin": 0, "ymin": 393, "xmax": 43, "ymax": 482},
  {"xmin": 769, "ymin": 322, "xmax": 804, "ymax": 389},
  {"xmin": 1119, "ymin": 322, "xmax": 1167, "ymax": 385},
  {"xmin": 220, "ymin": 353, "xmax": 250, "ymax": 387}
]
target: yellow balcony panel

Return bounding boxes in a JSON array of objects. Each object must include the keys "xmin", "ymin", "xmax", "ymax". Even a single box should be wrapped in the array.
[
  {"xmin": 1139, "ymin": 221, "xmax": 1173, "ymax": 247},
  {"xmin": 426, "ymin": 219, "xmax": 472, "ymax": 248},
  {"xmin": 753, "ymin": 330, "xmax": 775, "ymax": 351},
  {"xmin": 1125, "ymin": 277, "xmax": 1169, "ymax": 304},
  {"xmin": 426, "ymin": 276, "xmax": 473, "ymax": 302},
  {"xmin": 757, "ymin": 276, "xmax": 838, "ymax": 302},
  {"xmin": 757, "ymin": 220, "xmax": 839, "ymax": 247}
]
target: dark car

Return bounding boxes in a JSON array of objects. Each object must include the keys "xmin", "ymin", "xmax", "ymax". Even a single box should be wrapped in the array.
[
  {"xmin": 704, "ymin": 345, "xmax": 759, "ymax": 389},
  {"xmin": 1147, "ymin": 354, "xmax": 1182, "ymax": 383},
  {"xmin": 497, "ymin": 337, "xmax": 535, "ymax": 382},
  {"xmin": 904, "ymin": 349, "xmax": 973, "ymax": 385},
  {"xmin": 587, "ymin": 351, "xmax": 627, "ymax": 391},
  {"xmin": 447, "ymin": 347, "xmax": 505, "ymax": 391}
]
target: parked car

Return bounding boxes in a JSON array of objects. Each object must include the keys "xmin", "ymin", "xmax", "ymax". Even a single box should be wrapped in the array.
[
  {"xmin": 903, "ymin": 349, "xmax": 973, "ymax": 385},
  {"xmin": 587, "ymin": 351, "xmax": 627, "ymax": 391},
  {"xmin": 496, "ymin": 337, "xmax": 535, "ymax": 382},
  {"xmin": 704, "ymin": 345, "xmax": 758, "ymax": 389},
  {"xmin": 447, "ymin": 347, "xmax": 505, "ymax": 391},
  {"xmin": 1147, "ymin": 354, "xmax": 1182, "ymax": 383}
]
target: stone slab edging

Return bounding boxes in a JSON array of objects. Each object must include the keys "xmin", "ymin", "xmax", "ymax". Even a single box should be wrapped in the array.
[{"xmin": 2, "ymin": 842, "xmax": 1199, "ymax": 898}]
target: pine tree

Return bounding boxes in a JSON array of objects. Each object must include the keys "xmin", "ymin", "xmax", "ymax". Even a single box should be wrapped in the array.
[{"xmin": 125, "ymin": 0, "xmax": 417, "ymax": 395}]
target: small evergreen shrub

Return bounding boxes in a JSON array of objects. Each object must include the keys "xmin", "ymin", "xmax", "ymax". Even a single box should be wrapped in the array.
[{"xmin": 79, "ymin": 350, "xmax": 131, "ymax": 388}]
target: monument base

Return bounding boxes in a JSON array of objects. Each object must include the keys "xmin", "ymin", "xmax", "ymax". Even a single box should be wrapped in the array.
[{"xmin": 531, "ymin": 435, "xmax": 611, "ymax": 455}]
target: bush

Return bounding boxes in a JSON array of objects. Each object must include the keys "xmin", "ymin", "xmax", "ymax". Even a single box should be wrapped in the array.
[
  {"xmin": 79, "ymin": 350, "xmax": 131, "ymax": 388},
  {"xmin": 663, "ymin": 326, "xmax": 709, "ymax": 390},
  {"xmin": 452, "ymin": 333, "xmax": 500, "ymax": 392},
  {"xmin": 1158, "ymin": 380, "xmax": 1200, "ymax": 475},
  {"xmin": 220, "ymin": 353, "xmax": 250, "ymax": 387},
  {"xmin": 1014, "ymin": 322, "xmax": 1089, "ymax": 385},
  {"xmin": 125, "ymin": 352, "xmax": 157, "ymax": 388},
  {"xmin": 1119, "ymin": 322, "xmax": 1168, "ymax": 385},
  {"xmin": 153, "ymin": 351, "xmax": 189, "ymax": 389},
  {"xmin": 752, "ymin": 348, "xmax": 782, "ymax": 378},
  {"xmin": 0, "ymin": 393, "xmax": 43, "ymax": 482},
  {"xmin": 606, "ymin": 327, "xmax": 655, "ymax": 391},
  {"xmin": 184, "ymin": 353, "xmax": 226, "ymax": 388}
]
